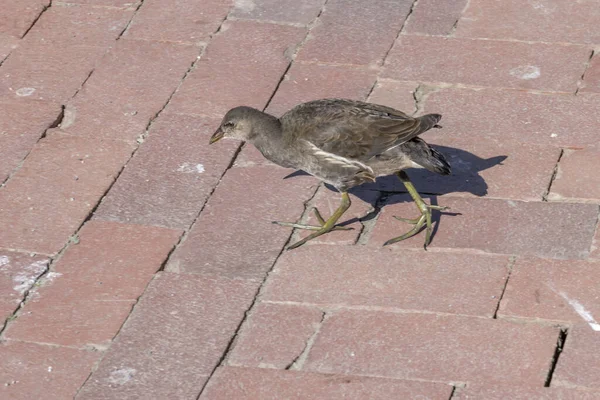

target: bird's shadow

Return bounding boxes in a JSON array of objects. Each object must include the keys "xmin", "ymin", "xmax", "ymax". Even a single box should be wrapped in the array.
[{"xmin": 283, "ymin": 145, "xmax": 507, "ymax": 237}]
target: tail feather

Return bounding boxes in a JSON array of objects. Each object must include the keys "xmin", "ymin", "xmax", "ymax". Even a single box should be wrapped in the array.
[{"xmin": 427, "ymin": 146, "xmax": 451, "ymax": 175}]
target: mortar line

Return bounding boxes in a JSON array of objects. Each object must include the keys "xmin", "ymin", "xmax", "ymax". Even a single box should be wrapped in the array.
[
  {"xmin": 575, "ymin": 49, "xmax": 595, "ymax": 95},
  {"xmin": 449, "ymin": 0, "xmax": 471, "ymax": 36},
  {"xmin": 492, "ymin": 255, "xmax": 516, "ymax": 319},
  {"xmin": 544, "ymin": 328, "xmax": 568, "ymax": 387},
  {"xmin": 286, "ymin": 311, "xmax": 327, "ymax": 370},
  {"xmin": 542, "ymin": 149, "xmax": 564, "ymax": 201}
]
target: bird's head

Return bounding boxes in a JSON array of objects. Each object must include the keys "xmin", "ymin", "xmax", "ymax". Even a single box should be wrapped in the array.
[{"xmin": 210, "ymin": 106, "xmax": 261, "ymax": 144}]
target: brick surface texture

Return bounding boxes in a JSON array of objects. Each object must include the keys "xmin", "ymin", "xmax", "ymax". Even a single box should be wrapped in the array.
[{"xmin": 0, "ymin": 0, "xmax": 598, "ymax": 398}]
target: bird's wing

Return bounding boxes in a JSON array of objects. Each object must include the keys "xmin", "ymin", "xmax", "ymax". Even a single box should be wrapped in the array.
[{"xmin": 282, "ymin": 99, "xmax": 428, "ymax": 161}]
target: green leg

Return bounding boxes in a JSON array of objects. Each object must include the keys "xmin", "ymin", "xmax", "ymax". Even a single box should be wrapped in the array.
[
  {"xmin": 282, "ymin": 192, "xmax": 352, "ymax": 250},
  {"xmin": 383, "ymin": 171, "xmax": 448, "ymax": 249}
]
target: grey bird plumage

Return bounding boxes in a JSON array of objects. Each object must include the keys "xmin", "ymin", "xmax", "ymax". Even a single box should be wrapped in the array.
[{"xmin": 210, "ymin": 98, "xmax": 451, "ymax": 249}]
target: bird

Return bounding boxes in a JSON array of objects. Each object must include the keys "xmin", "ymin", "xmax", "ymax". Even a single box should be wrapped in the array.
[{"xmin": 210, "ymin": 98, "xmax": 451, "ymax": 250}]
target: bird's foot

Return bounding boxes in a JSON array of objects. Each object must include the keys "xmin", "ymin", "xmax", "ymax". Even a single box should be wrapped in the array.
[
  {"xmin": 272, "ymin": 208, "xmax": 353, "ymax": 232},
  {"xmin": 383, "ymin": 203, "xmax": 449, "ymax": 249}
]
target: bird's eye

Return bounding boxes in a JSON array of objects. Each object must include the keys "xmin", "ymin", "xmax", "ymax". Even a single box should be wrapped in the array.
[{"xmin": 223, "ymin": 122, "xmax": 234, "ymax": 129}]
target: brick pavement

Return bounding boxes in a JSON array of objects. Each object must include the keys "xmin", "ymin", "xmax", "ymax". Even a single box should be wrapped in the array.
[{"xmin": 1, "ymin": 0, "xmax": 599, "ymax": 399}]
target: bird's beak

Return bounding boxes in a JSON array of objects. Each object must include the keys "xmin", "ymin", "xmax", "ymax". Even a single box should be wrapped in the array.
[{"xmin": 209, "ymin": 127, "xmax": 224, "ymax": 144}]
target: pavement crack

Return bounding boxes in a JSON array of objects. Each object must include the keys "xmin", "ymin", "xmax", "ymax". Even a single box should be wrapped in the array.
[
  {"xmin": 542, "ymin": 148, "xmax": 564, "ymax": 201},
  {"xmin": 544, "ymin": 327, "xmax": 568, "ymax": 387},
  {"xmin": 286, "ymin": 311, "xmax": 327, "ymax": 370},
  {"xmin": 355, "ymin": 191, "xmax": 386, "ymax": 245},
  {"xmin": 492, "ymin": 255, "xmax": 516, "ymax": 319},
  {"xmin": 117, "ymin": 0, "xmax": 146, "ymax": 39},
  {"xmin": 575, "ymin": 49, "xmax": 595, "ymax": 95},
  {"xmin": 21, "ymin": 1, "xmax": 51, "ymax": 39}
]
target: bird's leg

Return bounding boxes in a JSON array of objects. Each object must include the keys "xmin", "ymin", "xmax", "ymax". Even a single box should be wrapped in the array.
[
  {"xmin": 277, "ymin": 192, "xmax": 352, "ymax": 250},
  {"xmin": 384, "ymin": 171, "xmax": 449, "ymax": 249},
  {"xmin": 273, "ymin": 195, "xmax": 353, "ymax": 232}
]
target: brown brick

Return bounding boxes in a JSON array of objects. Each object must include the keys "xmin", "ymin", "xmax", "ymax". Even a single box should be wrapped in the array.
[
  {"xmin": 228, "ymin": 303, "xmax": 323, "ymax": 369},
  {"xmin": 580, "ymin": 55, "xmax": 600, "ymax": 93},
  {"xmin": 0, "ymin": 42, "xmax": 109, "ymax": 102},
  {"xmin": 367, "ymin": 80, "xmax": 418, "ymax": 115},
  {"xmin": 95, "ymin": 114, "xmax": 238, "ymax": 229},
  {"xmin": 0, "ymin": 252, "xmax": 48, "ymax": 322},
  {"xmin": 370, "ymin": 196, "xmax": 597, "ymax": 259},
  {"xmin": 0, "ymin": 5, "xmax": 133, "ymax": 102},
  {"xmin": 455, "ymin": 0, "xmax": 600, "ymax": 44},
  {"xmin": 0, "ymin": 33, "xmax": 19, "ymax": 61},
  {"xmin": 62, "ymin": 39, "xmax": 199, "ymax": 142},
  {"xmin": 3, "ymin": 220, "xmax": 181, "ymax": 347},
  {"xmin": 0, "ymin": 0, "xmax": 49, "ymax": 38},
  {"xmin": 266, "ymin": 62, "xmax": 378, "ymax": 116},
  {"xmin": 297, "ymin": 0, "xmax": 412, "ymax": 66},
  {"xmin": 230, "ymin": 0, "xmax": 324, "ymax": 25},
  {"xmin": 554, "ymin": 324, "xmax": 600, "ymax": 390},
  {"xmin": 404, "ymin": 0, "xmax": 467, "ymax": 36},
  {"xmin": 168, "ymin": 20, "xmax": 306, "ymax": 117},
  {"xmin": 360, "ymin": 134, "xmax": 560, "ymax": 202},
  {"xmin": 499, "ymin": 258, "xmax": 600, "ymax": 325},
  {"xmin": 22, "ymin": 4, "xmax": 133, "ymax": 46},
  {"xmin": 166, "ymin": 165, "xmax": 318, "ymax": 280},
  {"xmin": 424, "ymin": 87, "xmax": 600, "ymax": 148},
  {"xmin": 201, "ymin": 366, "xmax": 454, "ymax": 399},
  {"xmin": 264, "ymin": 245, "xmax": 509, "ymax": 316},
  {"xmin": 76, "ymin": 272, "xmax": 257, "ymax": 400},
  {"xmin": 455, "ymin": 385, "xmax": 600, "ymax": 400},
  {"xmin": 69, "ymin": 0, "xmax": 140, "ymax": 7},
  {"xmin": 383, "ymin": 36, "xmax": 590, "ymax": 92},
  {"xmin": 0, "ymin": 341, "xmax": 100, "ymax": 400},
  {"xmin": 125, "ymin": 0, "xmax": 230, "ymax": 43},
  {"xmin": 0, "ymin": 132, "xmax": 133, "ymax": 255},
  {"xmin": 0, "ymin": 98, "xmax": 62, "ymax": 183},
  {"xmin": 306, "ymin": 311, "xmax": 558, "ymax": 385},
  {"xmin": 548, "ymin": 149, "xmax": 600, "ymax": 202}
]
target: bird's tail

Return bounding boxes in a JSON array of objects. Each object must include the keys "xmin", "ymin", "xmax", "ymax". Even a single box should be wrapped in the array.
[{"xmin": 417, "ymin": 113, "xmax": 443, "ymax": 133}]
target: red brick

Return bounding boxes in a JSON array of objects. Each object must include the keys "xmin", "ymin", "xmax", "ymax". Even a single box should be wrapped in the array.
[
  {"xmin": 62, "ymin": 39, "xmax": 198, "ymax": 142},
  {"xmin": 548, "ymin": 149, "xmax": 600, "ymax": 202},
  {"xmin": 0, "ymin": 132, "xmax": 133, "ymax": 255},
  {"xmin": 0, "ymin": 43, "xmax": 109, "ymax": 102},
  {"xmin": 22, "ymin": 4, "xmax": 133, "ymax": 46},
  {"xmin": 68, "ymin": 0, "xmax": 139, "ymax": 6},
  {"xmin": 95, "ymin": 114, "xmax": 238, "ymax": 229},
  {"xmin": 0, "ymin": 98, "xmax": 62, "ymax": 183},
  {"xmin": 306, "ymin": 311, "xmax": 558, "ymax": 385},
  {"xmin": 367, "ymin": 79, "xmax": 418, "ymax": 115},
  {"xmin": 168, "ymin": 20, "xmax": 305, "ymax": 117},
  {"xmin": 201, "ymin": 366, "xmax": 454, "ymax": 399},
  {"xmin": 297, "ymin": 0, "xmax": 411, "ymax": 66},
  {"xmin": 125, "ymin": 0, "xmax": 230, "ymax": 43},
  {"xmin": 0, "ymin": 6, "xmax": 133, "ymax": 102},
  {"xmin": 264, "ymin": 245, "xmax": 509, "ymax": 316},
  {"xmin": 0, "ymin": 341, "xmax": 100, "ymax": 400},
  {"xmin": 499, "ymin": 258, "xmax": 600, "ymax": 326},
  {"xmin": 360, "ymin": 135, "xmax": 559, "ymax": 202},
  {"xmin": 0, "ymin": 33, "xmax": 19, "ymax": 62},
  {"xmin": 0, "ymin": 0, "xmax": 49, "ymax": 38},
  {"xmin": 581, "ymin": 55, "xmax": 600, "ymax": 93},
  {"xmin": 0, "ymin": 252, "xmax": 48, "ymax": 322},
  {"xmin": 76, "ymin": 272, "xmax": 257, "ymax": 400},
  {"xmin": 230, "ymin": 0, "xmax": 324, "ymax": 25},
  {"xmin": 404, "ymin": 0, "xmax": 467, "ymax": 35},
  {"xmin": 553, "ymin": 324, "xmax": 600, "ymax": 390},
  {"xmin": 3, "ymin": 220, "xmax": 181, "ymax": 347},
  {"xmin": 228, "ymin": 303, "xmax": 323, "ymax": 369},
  {"xmin": 370, "ymin": 196, "xmax": 597, "ymax": 259},
  {"xmin": 295, "ymin": 187, "xmax": 378, "ymax": 245},
  {"xmin": 383, "ymin": 36, "xmax": 589, "ymax": 92},
  {"xmin": 456, "ymin": 385, "xmax": 600, "ymax": 399},
  {"xmin": 424, "ymin": 87, "xmax": 600, "ymax": 148},
  {"xmin": 166, "ymin": 165, "xmax": 318, "ymax": 279},
  {"xmin": 455, "ymin": 0, "xmax": 600, "ymax": 44},
  {"xmin": 266, "ymin": 62, "xmax": 378, "ymax": 116}
]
